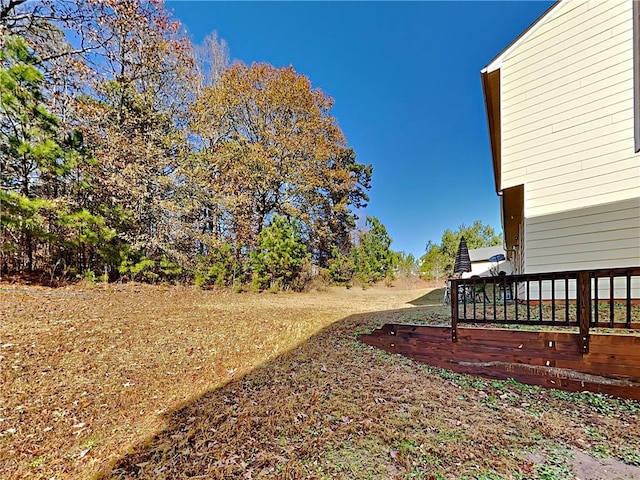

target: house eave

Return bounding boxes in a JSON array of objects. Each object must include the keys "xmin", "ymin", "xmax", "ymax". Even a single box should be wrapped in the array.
[
  {"xmin": 502, "ymin": 185, "xmax": 524, "ymax": 254},
  {"xmin": 481, "ymin": 0, "xmax": 563, "ymax": 196},
  {"xmin": 481, "ymin": 69, "xmax": 501, "ymax": 194}
]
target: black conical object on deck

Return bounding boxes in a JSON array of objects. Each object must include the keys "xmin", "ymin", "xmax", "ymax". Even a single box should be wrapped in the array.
[{"xmin": 453, "ymin": 236, "xmax": 472, "ymax": 274}]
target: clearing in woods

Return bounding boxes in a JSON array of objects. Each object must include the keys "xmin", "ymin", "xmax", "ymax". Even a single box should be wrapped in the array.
[{"xmin": 1, "ymin": 282, "xmax": 639, "ymax": 479}]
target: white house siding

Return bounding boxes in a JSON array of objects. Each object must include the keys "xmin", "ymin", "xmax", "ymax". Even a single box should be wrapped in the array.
[
  {"xmin": 464, "ymin": 246, "xmax": 512, "ymax": 278},
  {"xmin": 518, "ymin": 275, "xmax": 639, "ymax": 302},
  {"xmin": 500, "ymin": 0, "xmax": 640, "ymax": 275},
  {"xmin": 461, "ymin": 259, "xmax": 513, "ymax": 279},
  {"xmin": 524, "ymin": 198, "xmax": 640, "ymax": 299},
  {"xmin": 525, "ymin": 198, "xmax": 640, "ymax": 272}
]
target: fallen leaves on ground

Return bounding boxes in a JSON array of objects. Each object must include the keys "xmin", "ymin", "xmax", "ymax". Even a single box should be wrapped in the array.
[{"xmin": 1, "ymin": 282, "xmax": 639, "ymax": 479}]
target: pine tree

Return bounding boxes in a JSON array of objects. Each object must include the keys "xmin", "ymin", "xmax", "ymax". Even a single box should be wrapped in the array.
[
  {"xmin": 352, "ymin": 216, "xmax": 395, "ymax": 285},
  {"xmin": 0, "ymin": 36, "xmax": 64, "ymax": 272},
  {"xmin": 250, "ymin": 214, "xmax": 310, "ymax": 291}
]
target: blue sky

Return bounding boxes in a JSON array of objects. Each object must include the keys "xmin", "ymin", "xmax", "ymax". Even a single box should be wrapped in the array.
[{"xmin": 167, "ymin": 1, "xmax": 555, "ymax": 258}]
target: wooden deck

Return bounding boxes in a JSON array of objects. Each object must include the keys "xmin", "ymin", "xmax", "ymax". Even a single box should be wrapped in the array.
[{"xmin": 360, "ymin": 324, "xmax": 640, "ymax": 400}]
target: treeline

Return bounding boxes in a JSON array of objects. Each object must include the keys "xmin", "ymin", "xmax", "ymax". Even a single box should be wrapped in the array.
[
  {"xmin": 0, "ymin": 0, "xmax": 403, "ymax": 290},
  {"xmin": 419, "ymin": 221, "xmax": 502, "ymax": 283}
]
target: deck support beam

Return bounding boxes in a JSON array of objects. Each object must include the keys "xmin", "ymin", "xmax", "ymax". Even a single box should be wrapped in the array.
[
  {"xmin": 451, "ymin": 280, "xmax": 458, "ymax": 342},
  {"xmin": 578, "ymin": 271, "xmax": 591, "ymax": 354}
]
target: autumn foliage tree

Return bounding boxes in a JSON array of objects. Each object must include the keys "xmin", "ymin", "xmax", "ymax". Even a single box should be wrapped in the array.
[
  {"xmin": 0, "ymin": 0, "xmax": 379, "ymax": 288},
  {"xmin": 1, "ymin": 0, "xmax": 198, "ymax": 278},
  {"xmin": 71, "ymin": 1, "xmax": 198, "ymax": 277},
  {"xmin": 189, "ymin": 62, "xmax": 371, "ymax": 268}
]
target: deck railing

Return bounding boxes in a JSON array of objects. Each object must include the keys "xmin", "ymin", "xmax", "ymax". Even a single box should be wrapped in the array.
[{"xmin": 449, "ymin": 267, "xmax": 640, "ymax": 353}]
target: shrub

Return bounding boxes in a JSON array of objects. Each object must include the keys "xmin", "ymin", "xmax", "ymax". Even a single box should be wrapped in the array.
[{"xmin": 193, "ymin": 241, "xmax": 237, "ymax": 289}]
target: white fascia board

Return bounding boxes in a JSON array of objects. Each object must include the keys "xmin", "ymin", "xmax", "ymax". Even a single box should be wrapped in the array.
[{"xmin": 482, "ymin": 0, "xmax": 567, "ymax": 74}]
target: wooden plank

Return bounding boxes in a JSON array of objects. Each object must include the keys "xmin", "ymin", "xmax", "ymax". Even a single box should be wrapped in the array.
[
  {"xmin": 430, "ymin": 364, "xmax": 640, "ymax": 400},
  {"xmin": 455, "ymin": 328, "xmax": 542, "ymax": 340},
  {"xmin": 363, "ymin": 327, "xmax": 640, "ymax": 361},
  {"xmin": 427, "ymin": 362, "xmax": 640, "ymax": 401},
  {"xmin": 402, "ymin": 342, "xmax": 640, "ymax": 377},
  {"xmin": 406, "ymin": 330, "xmax": 582, "ymax": 356},
  {"xmin": 412, "ymin": 344, "xmax": 582, "ymax": 363},
  {"xmin": 397, "ymin": 330, "xmax": 451, "ymax": 341},
  {"xmin": 582, "ymin": 348, "xmax": 640, "ymax": 363},
  {"xmin": 587, "ymin": 342, "xmax": 640, "ymax": 356},
  {"xmin": 458, "ymin": 328, "xmax": 576, "ymax": 342},
  {"xmin": 359, "ymin": 324, "xmax": 640, "ymax": 400},
  {"xmin": 371, "ymin": 339, "xmax": 574, "ymax": 363},
  {"xmin": 556, "ymin": 359, "xmax": 640, "ymax": 378},
  {"xmin": 411, "ymin": 351, "xmax": 572, "ymax": 369},
  {"xmin": 590, "ymin": 334, "xmax": 640, "ymax": 347},
  {"xmin": 582, "ymin": 351, "xmax": 640, "ymax": 364},
  {"xmin": 398, "ymin": 338, "xmax": 575, "ymax": 361},
  {"xmin": 453, "ymin": 334, "xmax": 580, "ymax": 350},
  {"xmin": 456, "ymin": 341, "xmax": 640, "ymax": 363},
  {"xmin": 402, "ymin": 328, "xmax": 640, "ymax": 354}
]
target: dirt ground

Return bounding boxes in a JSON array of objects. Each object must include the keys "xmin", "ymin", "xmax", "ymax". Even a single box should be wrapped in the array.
[
  {"xmin": 569, "ymin": 449, "xmax": 640, "ymax": 480},
  {"xmin": 1, "ymin": 281, "xmax": 639, "ymax": 479}
]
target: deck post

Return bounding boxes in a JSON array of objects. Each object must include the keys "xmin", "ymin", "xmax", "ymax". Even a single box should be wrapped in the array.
[
  {"xmin": 451, "ymin": 280, "xmax": 458, "ymax": 342},
  {"xmin": 578, "ymin": 271, "xmax": 591, "ymax": 354}
]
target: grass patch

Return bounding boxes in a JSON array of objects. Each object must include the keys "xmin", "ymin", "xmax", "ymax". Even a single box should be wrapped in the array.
[
  {"xmin": 531, "ymin": 445, "xmax": 575, "ymax": 480},
  {"xmin": 1, "ymin": 282, "xmax": 639, "ymax": 479}
]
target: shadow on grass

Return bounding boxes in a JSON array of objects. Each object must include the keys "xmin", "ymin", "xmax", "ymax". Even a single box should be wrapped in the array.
[
  {"xmin": 408, "ymin": 287, "xmax": 446, "ymax": 306},
  {"xmin": 96, "ymin": 300, "xmax": 464, "ymax": 479},
  {"xmin": 96, "ymin": 292, "xmax": 640, "ymax": 480}
]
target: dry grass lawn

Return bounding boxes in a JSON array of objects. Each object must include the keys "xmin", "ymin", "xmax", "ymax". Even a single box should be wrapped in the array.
[{"xmin": 1, "ymin": 282, "xmax": 639, "ymax": 479}]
